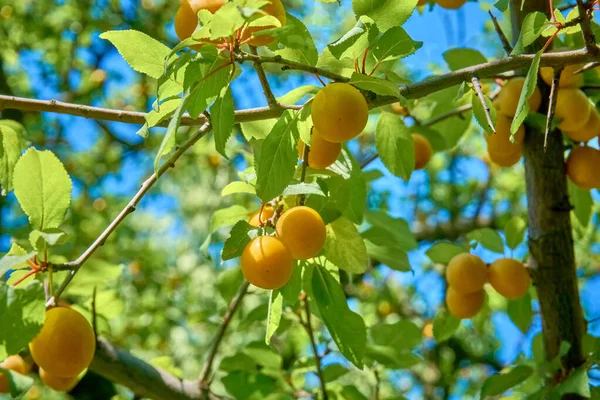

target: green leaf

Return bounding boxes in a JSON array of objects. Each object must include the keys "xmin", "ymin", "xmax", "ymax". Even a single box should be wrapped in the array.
[
  {"xmin": 13, "ymin": 148, "xmax": 72, "ymax": 231},
  {"xmin": 372, "ymin": 320, "xmax": 422, "ymax": 350},
  {"xmin": 352, "ymin": 0, "xmax": 418, "ymax": 32},
  {"xmin": 350, "ymin": 73, "xmax": 400, "ymax": 98},
  {"xmin": 100, "ymin": 30, "xmax": 172, "ymax": 79},
  {"xmin": 426, "ymin": 242, "xmax": 467, "ymax": 264},
  {"xmin": 511, "ymin": 50, "xmax": 542, "ymax": 134},
  {"xmin": 365, "ymin": 242, "xmax": 411, "ymax": 272},
  {"xmin": 277, "ymin": 85, "xmax": 319, "ymax": 105},
  {"xmin": 221, "ymin": 221, "xmax": 261, "ymax": 261},
  {"xmin": 569, "ymin": 181, "xmax": 592, "ymax": 226},
  {"xmin": 222, "ymin": 371, "xmax": 280, "ymax": 399},
  {"xmin": 507, "ymin": 292, "xmax": 533, "ymax": 334},
  {"xmin": 555, "ymin": 367, "xmax": 591, "ymax": 398},
  {"xmin": 208, "ymin": 3, "xmax": 246, "ymax": 39},
  {"xmin": 255, "ymin": 110, "xmax": 300, "ymax": 202},
  {"xmin": 433, "ymin": 308, "xmax": 460, "ymax": 342},
  {"xmin": 241, "ymin": 119, "xmax": 278, "ymax": 141},
  {"xmin": 466, "ymin": 228, "xmax": 505, "ymax": 254},
  {"xmin": 511, "ymin": 12, "xmax": 549, "ymax": 55},
  {"xmin": 311, "ymin": 266, "xmax": 366, "ymax": 368},
  {"xmin": 471, "ymin": 93, "xmax": 497, "ymax": 132},
  {"xmin": 365, "ymin": 210, "xmax": 418, "ymax": 251},
  {"xmin": 282, "ymin": 182, "xmax": 325, "ymax": 197},
  {"xmin": 29, "ymin": 228, "xmax": 68, "ymax": 251},
  {"xmin": 0, "ymin": 244, "xmax": 35, "ymax": 280},
  {"xmin": 325, "ymin": 216, "xmax": 368, "ymax": 274},
  {"xmin": 0, "ymin": 124, "xmax": 24, "ymax": 195},
  {"xmin": 0, "ymin": 366, "xmax": 34, "ymax": 398},
  {"xmin": 209, "ymin": 205, "xmax": 250, "ymax": 233},
  {"xmin": 61, "ymin": 259, "xmax": 122, "ymax": 296},
  {"xmin": 365, "ymin": 345, "xmax": 421, "ymax": 369},
  {"xmin": 443, "ymin": 48, "xmax": 487, "ymax": 71},
  {"xmin": 154, "ymin": 93, "xmax": 188, "ymax": 171},
  {"xmin": 211, "ymin": 87, "xmax": 235, "ymax": 159},
  {"xmin": 0, "ymin": 282, "xmax": 45, "ymax": 359},
  {"xmin": 266, "ymin": 289, "xmax": 283, "ymax": 344},
  {"xmin": 328, "ymin": 16, "xmax": 378, "ymax": 61},
  {"xmin": 481, "ymin": 365, "xmax": 534, "ymax": 398},
  {"xmin": 505, "ymin": 217, "xmax": 527, "ymax": 249},
  {"xmin": 221, "ymin": 181, "xmax": 256, "ymax": 196},
  {"xmin": 375, "ymin": 112, "xmax": 414, "ymax": 181},
  {"xmin": 373, "ymin": 26, "xmax": 422, "ymax": 62},
  {"xmin": 216, "ymin": 268, "xmax": 245, "ymax": 303},
  {"xmin": 323, "ymin": 364, "xmax": 349, "ymax": 382},
  {"xmin": 327, "ymin": 149, "xmax": 367, "ymax": 224},
  {"xmin": 185, "ymin": 59, "xmax": 231, "ymax": 119},
  {"xmin": 265, "ymin": 14, "xmax": 318, "ymax": 67},
  {"xmin": 494, "ymin": 0, "xmax": 509, "ymax": 11}
]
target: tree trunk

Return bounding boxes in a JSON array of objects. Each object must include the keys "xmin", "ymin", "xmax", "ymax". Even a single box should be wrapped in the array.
[{"xmin": 511, "ymin": 0, "xmax": 587, "ymax": 376}]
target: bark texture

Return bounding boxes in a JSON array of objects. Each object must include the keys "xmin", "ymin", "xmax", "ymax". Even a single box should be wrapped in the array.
[{"xmin": 511, "ymin": 0, "xmax": 587, "ymax": 373}]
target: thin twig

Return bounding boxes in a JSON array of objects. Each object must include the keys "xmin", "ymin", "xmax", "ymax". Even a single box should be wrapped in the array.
[
  {"xmin": 574, "ymin": 61, "xmax": 600, "ymax": 74},
  {"xmin": 361, "ymin": 153, "xmax": 379, "ymax": 169},
  {"xmin": 545, "ymin": 68, "xmax": 561, "ymax": 149},
  {"xmin": 250, "ymin": 46, "xmax": 280, "ymax": 108},
  {"xmin": 471, "ymin": 76, "xmax": 496, "ymax": 133},
  {"xmin": 372, "ymin": 368, "xmax": 381, "ymax": 400},
  {"xmin": 45, "ymin": 122, "xmax": 213, "ymax": 306},
  {"xmin": 301, "ymin": 296, "xmax": 328, "ymax": 400},
  {"xmin": 92, "ymin": 286, "xmax": 98, "ymax": 341},
  {"xmin": 197, "ymin": 281, "xmax": 250, "ymax": 389},
  {"xmin": 576, "ymin": 0, "xmax": 598, "ymax": 55},
  {"xmin": 488, "ymin": 11, "xmax": 513, "ymax": 55}
]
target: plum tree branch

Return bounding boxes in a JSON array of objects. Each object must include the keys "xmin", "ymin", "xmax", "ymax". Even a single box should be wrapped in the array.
[
  {"xmin": 250, "ymin": 46, "xmax": 280, "ymax": 108},
  {"xmin": 575, "ymin": 0, "xmax": 598, "ymax": 55},
  {"xmin": 3, "ymin": 48, "xmax": 600, "ymax": 129},
  {"xmin": 197, "ymin": 280, "xmax": 250, "ymax": 389},
  {"xmin": 90, "ymin": 337, "xmax": 225, "ymax": 400},
  {"xmin": 299, "ymin": 296, "xmax": 328, "ymax": 400},
  {"xmin": 45, "ymin": 121, "xmax": 213, "ymax": 306},
  {"xmin": 488, "ymin": 10, "xmax": 513, "ymax": 55}
]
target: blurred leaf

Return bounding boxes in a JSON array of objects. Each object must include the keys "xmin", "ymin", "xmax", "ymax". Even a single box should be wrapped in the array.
[
  {"xmin": 311, "ymin": 266, "xmax": 366, "ymax": 368},
  {"xmin": 0, "ymin": 366, "xmax": 33, "ymax": 398},
  {"xmin": 323, "ymin": 364, "xmax": 349, "ymax": 382},
  {"xmin": 365, "ymin": 242, "xmax": 411, "ymax": 271},
  {"xmin": 433, "ymin": 308, "xmax": 460, "ymax": 342},
  {"xmin": 325, "ymin": 216, "xmax": 368, "ymax": 274},
  {"xmin": 216, "ymin": 268, "xmax": 245, "ymax": 303},
  {"xmin": 444, "ymin": 48, "xmax": 487, "ymax": 71},
  {"xmin": 222, "ymin": 181, "xmax": 256, "ymax": 196},
  {"xmin": 63, "ymin": 259, "xmax": 122, "ymax": 296},
  {"xmin": 481, "ymin": 365, "xmax": 534, "ymax": 398},
  {"xmin": 100, "ymin": 30, "xmax": 172, "ymax": 79},
  {"xmin": 29, "ymin": 228, "xmax": 68, "ymax": 251},
  {"xmin": 0, "ymin": 282, "xmax": 45, "ymax": 359},
  {"xmin": 266, "ymin": 290, "xmax": 283, "ymax": 344},
  {"xmin": 371, "ymin": 320, "xmax": 422, "ymax": 350},
  {"xmin": 505, "ymin": 217, "xmax": 527, "ymax": 249},
  {"xmin": 466, "ymin": 228, "xmax": 504, "ymax": 253},
  {"xmin": 13, "ymin": 148, "xmax": 72, "ymax": 231},
  {"xmin": 569, "ymin": 181, "xmax": 592, "ymax": 227},
  {"xmin": 0, "ymin": 124, "xmax": 24, "ymax": 195},
  {"xmin": 365, "ymin": 345, "xmax": 421, "ymax": 369},
  {"xmin": 426, "ymin": 242, "xmax": 467, "ymax": 264},
  {"xmin": 0, "ymin": 244, "xmax": 35, "ymax": 280},
  {"xmin": 222, "ymin": 371, "xmax": 280, "ymax": 400},
  {"xmin": 507, "ymin": 292, "xmax": 533, "ymax": 334},
  {"xmin": 554, "ymin": 367, "xmax": 590, "ymax": 398},
  {"xmin": 210, "ymin": 205, "xmax": 250, "ymax": 233},
  {"xmin": 364, "ymin": 210, "xmax": 417, "ymax": 251}
]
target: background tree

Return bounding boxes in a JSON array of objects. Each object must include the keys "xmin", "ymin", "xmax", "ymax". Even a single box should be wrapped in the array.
[{"xmin": 0, "ymin": 0, "xmax": 599, "ymax": 399}]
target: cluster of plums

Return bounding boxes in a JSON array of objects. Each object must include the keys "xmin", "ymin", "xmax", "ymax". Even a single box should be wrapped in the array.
[
  {"xmin": 445, "ymin": 253, "xmax": 530, "ymax": 319},
  {"xmin": 242, "ymin": 205, "xmax": 326, "ymax": 290},
  {"xmin": 0, "ymin": 307, "xmax": 95, "ymax": 394}
]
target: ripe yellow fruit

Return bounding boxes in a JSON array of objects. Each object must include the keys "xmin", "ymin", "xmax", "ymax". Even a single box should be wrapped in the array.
[
  {"xmin": 241, "ymin": 0, "xmax": 286, "ymax": 46},
  {"xmin": 496, "ymin": 77, "xmax": 542, "ymax": 117},
  {"xmin": 0, "ymin": 355, "xmax": 28, "ymax": 393},
  {"xmin": 391, "ymin": 102, "xmax": 409, "ymax": 116},
  {"xmin": 436, "ymin": 0, "xmax": 468, "ymax": 8},
  {"xmin": 555, "ymin": 88, "xmax": 592, "ymax": 132},
  {"xmin": 413, "ymin": 134, "xmax": 433, "ymax": 170},
  {"xmin": 311, "ymin": 83, "xmax": 369, "ymax": 143},
  {"xmin": 487, "ymin": 147, "xmax": 523, "ymax": 168},
  {"xmin": 39, "ymin": 369, "xmax": 79, "ymax": 392},
  {"xmin": 446, "ymin": 287, "xmax": 485, "ymax": 319},
  {"xmin": 174, "ymin": 0, "xmax": 226, "ymax": 41},
  {"xmin": 276, "ymin": 206, "xmax": 326, "ymax": 260},
  {"xmin": 248, "ymin": 206, "xmax": 275, "ymax": 227},
  {"xmin": 445, "ymin": 253, "xmax": 487, "ymax": 294},
  {"xmin": 540, "ymin": 64, "xmax": 584, "ymax": 88},
  {"xmin": 29, "ymin": 307, "xmax": 96, "ymax": 378},
  {"xmin": 562, "ymin": 107, "xmax": 600, "ymax": 143},
  {"xmin": 485, "ymin": 115, "xmax": 525, "ymax": 156},
  {"xmin": 298, "ymin": 131, "xmax": 342, "ymax": 169},
  {"xmin": 566, "ymin": 145, "xmax": 600, "ymax": 190},
  {"xmin": 488, "ymin": 258, "xmax": 530, "ymax": 299},
  {"xmin": 241, "ymin": 236, "xmax": 294, "ymax": 290}
]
